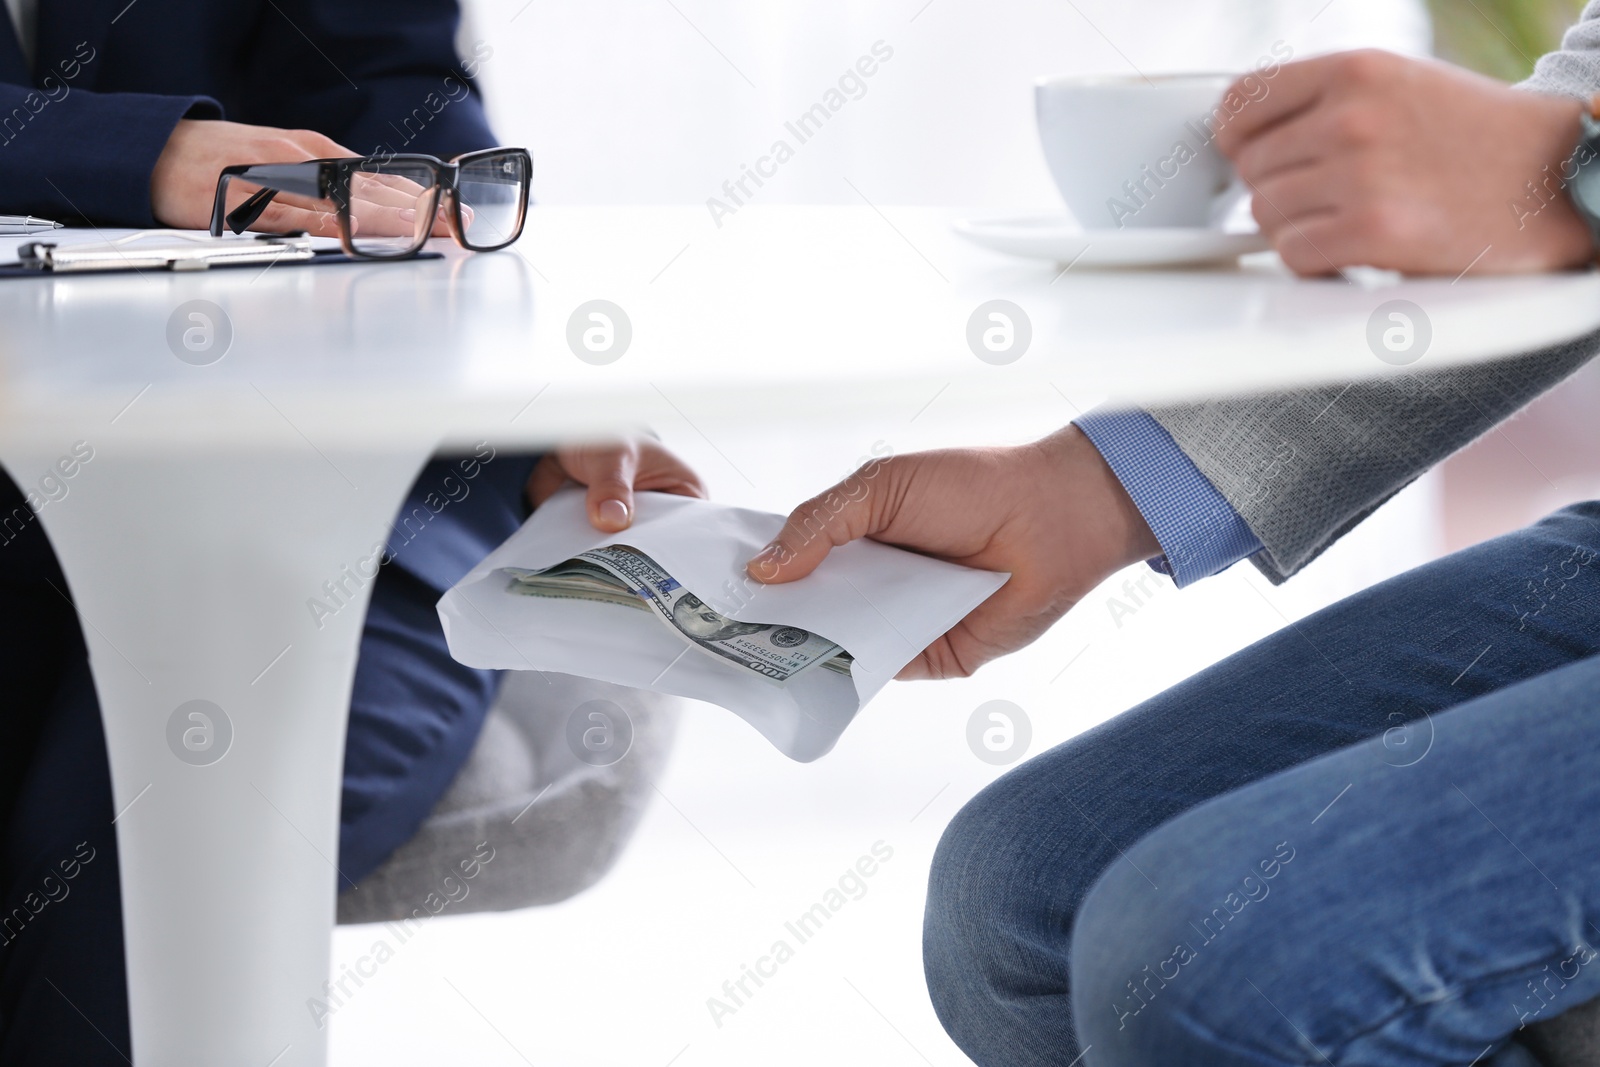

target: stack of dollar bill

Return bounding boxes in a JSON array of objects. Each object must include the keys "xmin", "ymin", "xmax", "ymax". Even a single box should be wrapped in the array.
[{"xmin": 500, "ymin": 544, "xmax": 854, "ymax": 684}]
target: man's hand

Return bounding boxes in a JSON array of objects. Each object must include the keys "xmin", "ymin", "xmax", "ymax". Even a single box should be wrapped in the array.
[
  {"xmin": 529, "ymin": 438, "xmax": 708, "ymax": 532},
  {"xmin": 150, "ymin": 119, "xmax": 453, "ymax": 237},
  {"xmin": 744, "ymin": 427, "xmax": 1160, "ymax": 680},
  {"xmin": 1217, "ymin": 50, "xmax": 1593, "ymax": 275}
]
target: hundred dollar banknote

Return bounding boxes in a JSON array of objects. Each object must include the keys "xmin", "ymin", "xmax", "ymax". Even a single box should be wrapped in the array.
[{"xmin": 500, "ymin": 545, "xmax": 853, "ymax": 682}]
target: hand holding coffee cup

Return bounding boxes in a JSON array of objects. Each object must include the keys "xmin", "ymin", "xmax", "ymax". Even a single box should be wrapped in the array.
[{"xmin": 1036, "ymin": 73, "xmax": 1265, "ymax": 231}]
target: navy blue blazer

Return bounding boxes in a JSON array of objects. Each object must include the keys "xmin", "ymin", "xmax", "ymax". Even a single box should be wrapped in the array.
[
  {"xmin": 0, "ymin": 3, "xmax": 538, "ymax": 929},
  {"xmin": 0, "ymin": 0, "xmax": 496, "ymax": 226},
  {"xmin": 0, "ymin": 0, "xmax": 532, "ymax": 596}
]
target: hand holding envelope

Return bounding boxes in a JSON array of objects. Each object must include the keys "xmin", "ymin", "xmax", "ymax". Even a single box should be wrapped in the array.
[{"xmin": 438, "ymin": 489, "xmax": 1009, "ymax": 761}]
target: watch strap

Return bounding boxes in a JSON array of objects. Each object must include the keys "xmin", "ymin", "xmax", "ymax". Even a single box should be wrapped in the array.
[{"xmin": 1574, "ymin": 95, "xmax": 1600, "ymax": 252}]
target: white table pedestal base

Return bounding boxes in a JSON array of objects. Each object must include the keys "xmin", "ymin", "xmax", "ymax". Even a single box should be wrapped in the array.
[{"xmin": 15, "ymin": 444, "xmax": 433, "ymax": 1067}]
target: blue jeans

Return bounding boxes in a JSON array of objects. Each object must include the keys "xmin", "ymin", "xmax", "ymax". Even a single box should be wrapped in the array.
[{"xmin": 925, "ymin": 502, "xmax": 1600, "ymax": 1067}]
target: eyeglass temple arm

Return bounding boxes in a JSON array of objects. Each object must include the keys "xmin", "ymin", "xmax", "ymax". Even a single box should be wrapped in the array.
[
  {"xmin": 210, "ymin": 164, "xmax": 330, "ymax": 236},
  {"xmin": 223, "ymin": 188, "xmax": 279, "ymax": 235}
]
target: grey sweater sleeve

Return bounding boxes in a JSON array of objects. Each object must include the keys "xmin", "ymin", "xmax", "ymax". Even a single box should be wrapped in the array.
[
  {"xmin": 1523, "ymin": 0, "xmax": 1600, "ymax": 98},
  {"xmin": 1134, "ymin": 11, "xmax": 1600, "ymax": 585}
]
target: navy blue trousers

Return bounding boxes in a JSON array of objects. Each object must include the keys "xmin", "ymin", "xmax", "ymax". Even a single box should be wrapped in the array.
[{"xmin": 0, "ymin": 452, "xmax": 537, "ymax": 1064}]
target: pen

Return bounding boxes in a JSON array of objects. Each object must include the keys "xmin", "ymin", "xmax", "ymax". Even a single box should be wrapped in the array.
[{"xmin": 0, "ymin": 215, "xmax": 64, "ymax": 235}]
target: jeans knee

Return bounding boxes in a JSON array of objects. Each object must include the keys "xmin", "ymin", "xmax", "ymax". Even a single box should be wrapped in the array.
[
  {"xmin": 1070, "ymin": 864, "xmax": 1175, "ymax": 1067},
  {"xmin": 923, "ymin": 776, "xmax": 1023, "ymax": 1018},
  {"xmin": 923, "ymin": 720, "xmax": 1215, "ymax": 1066},
  {"xmin": 1070, "ymin": 833, "xmax": 1221, "ymax": 1067},
  {"xmin": 1070, "ymin": 811, "xmax": 1303, "ymax": 1067},
  {"xmin": 922, "ymin": 769, "xmax": 1064, "ymax": 1063},
  {"xmin": 923, "ymin": 754, "xmax": 1116, "ymax": 1065}
]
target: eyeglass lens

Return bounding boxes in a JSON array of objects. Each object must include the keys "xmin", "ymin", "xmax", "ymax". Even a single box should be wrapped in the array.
[
  {"xmin": 456, "ymin": 152, "xmax": 528, "ymax": 250},
  {"xmin": 347, "ymin": 161, "xmax": 441, "ymax": 257}
]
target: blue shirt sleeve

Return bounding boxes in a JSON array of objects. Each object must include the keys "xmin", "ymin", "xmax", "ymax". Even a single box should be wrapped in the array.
[{"xmin": 1076, "ymin": 409, "xmax": 1262, "ymax": 587}]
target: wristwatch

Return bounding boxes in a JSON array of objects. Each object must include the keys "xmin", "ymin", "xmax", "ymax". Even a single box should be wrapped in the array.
[{"xmin": 1566, "ymin": 94, "xmax": 1600, "ymax": 249}]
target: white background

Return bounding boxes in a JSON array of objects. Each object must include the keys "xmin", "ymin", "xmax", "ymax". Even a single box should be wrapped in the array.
[
  {"xmin": 333, "ymin": 3, "xmax": 1436, "ymax": 1064},
  {"xmin": 463, "ymin": 0, "xmax": 1428, "ymax": 210}
]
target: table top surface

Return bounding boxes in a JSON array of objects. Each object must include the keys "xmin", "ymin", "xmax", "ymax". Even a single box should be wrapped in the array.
[{"xmin": 1, "ymin": 205, "xmax": 1596, "ymax": 450}]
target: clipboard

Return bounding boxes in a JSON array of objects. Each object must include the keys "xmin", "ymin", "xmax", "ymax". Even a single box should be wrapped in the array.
[{"xmin": 0, "ymin": 229, "xmax": 441, "ymax": 276}]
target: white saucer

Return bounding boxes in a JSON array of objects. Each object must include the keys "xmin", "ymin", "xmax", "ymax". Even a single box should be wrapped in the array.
[{"xmin": 953, "ymin": 215, "xmax": 1270, "ymax": 268}]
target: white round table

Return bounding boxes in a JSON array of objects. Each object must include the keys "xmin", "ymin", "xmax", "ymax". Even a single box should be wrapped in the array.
[{"xmin": 0, "ymin": 206, "xmax": 1594, "ymax": 1065}]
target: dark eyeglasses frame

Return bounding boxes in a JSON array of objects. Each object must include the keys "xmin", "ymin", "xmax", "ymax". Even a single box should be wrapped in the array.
[{"xmin": 208, "ymin": 147, "xmax": 532, "ymax": 259}]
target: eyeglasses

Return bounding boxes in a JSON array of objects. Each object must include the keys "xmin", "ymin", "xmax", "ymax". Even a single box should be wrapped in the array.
[{"xmin": 209, "ymin": 148, "xmax": 531, "ymax": 259}]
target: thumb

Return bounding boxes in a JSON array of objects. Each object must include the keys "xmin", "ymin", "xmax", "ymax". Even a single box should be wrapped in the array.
[
  {"xmin": 746, "ymin": 477, "xmax": 882, "ymax": 585},
  {"xmin": 581, "ymin": 447, "xmax": 639, "ymax": 533}
]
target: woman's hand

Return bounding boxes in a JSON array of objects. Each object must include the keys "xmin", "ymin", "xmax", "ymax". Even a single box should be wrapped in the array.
[
  {"xmin": 150, "ymin": 119, "xmax": 454, "ymax": 238},
  {"xmin": 528, "ymin": 438, "xmax": 708, "ymax": 532}
]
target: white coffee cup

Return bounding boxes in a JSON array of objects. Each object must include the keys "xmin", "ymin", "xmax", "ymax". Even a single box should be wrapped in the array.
[{"xmin": 1035, "ymin": 74, "xmax": 1245, "ymax": 231}]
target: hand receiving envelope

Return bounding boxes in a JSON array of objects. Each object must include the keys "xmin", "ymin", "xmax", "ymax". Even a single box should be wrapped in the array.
[{"xmin": 438, "ymin": 489, "xmax": 1009, "ymax": 761}]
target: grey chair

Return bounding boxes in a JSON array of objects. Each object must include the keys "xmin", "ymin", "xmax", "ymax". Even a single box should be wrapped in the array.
[
  {"xmin": 1525, "ymin": 998, "xmax": 1600, "ymax": 1067},
  {"xmin": 336, "ymin": 670, "xmax": 680, "ymax": 924}
]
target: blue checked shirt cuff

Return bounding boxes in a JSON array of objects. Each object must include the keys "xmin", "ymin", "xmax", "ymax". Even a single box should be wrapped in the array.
[{"xmin": 1076, "ymin": 410, "xmax": 1262, "ymax": 588}]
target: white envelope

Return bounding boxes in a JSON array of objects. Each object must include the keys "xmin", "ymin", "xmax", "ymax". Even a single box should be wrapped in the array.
[{"xmin": 438, "ymin": 489, "xmax": 1009, "ymax": 761}]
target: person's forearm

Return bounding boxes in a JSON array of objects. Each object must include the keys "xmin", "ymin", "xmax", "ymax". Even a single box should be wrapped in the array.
[
  {"xmin": 0, "ymin": 82, "xmax": 220, "ymax": 225},
  {"xmin": 1075, "ymin": 410, "xmax": 1263, "ymax": 587},
  {"xmin": 1146, "ymin": 333, "xmax": 1600, "ymax": 583}
]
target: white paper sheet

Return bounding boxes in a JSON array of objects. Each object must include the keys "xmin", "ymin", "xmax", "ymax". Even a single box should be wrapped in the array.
[
  {"xmin": 438, "ymin": 489, "xmax": 1009, "ymax": 761},
  {"xmin": 0, "ymin": 228, "xmax": 344, "ymax": 265}
]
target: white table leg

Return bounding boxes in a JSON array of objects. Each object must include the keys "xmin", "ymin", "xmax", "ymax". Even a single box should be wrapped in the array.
[{"xmin": 15, "ymin": 443, "xmax": 434, "ymax": 1067}]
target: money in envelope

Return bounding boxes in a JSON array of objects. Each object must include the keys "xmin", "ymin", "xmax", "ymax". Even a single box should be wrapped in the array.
[{"xmin": 438, "ymin": 488, "xmax": 1010, "ymax": 761}]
